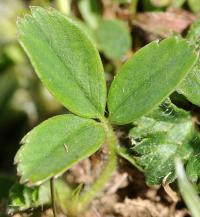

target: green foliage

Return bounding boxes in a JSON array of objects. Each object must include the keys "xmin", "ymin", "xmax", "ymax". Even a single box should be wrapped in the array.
[
  {"xmin": 177, "ymin": 18, "xmax": 200, "ymax": 106},
  {"xmin": 8, "ymin": 184, "xmax": 40, "ymax": 213},
  {"xmin": 176, "ymin": 159, "xmax": 200, "ymax": 217},
  {"xmin": 15, "ymin": 115, "xmax": 105, "ymax": 185},
  {"xmin": 108, "ymin": 38, "xmax": 196, "ymax": 125},
  {"xmin": 17, "ymin": 7, "xmax": 106, "ymax": 119},
  {"xmin": 129, "ymin": 100, "xmax": 200, "ymax": 185},
  {"xmin": 77, "ymin": 0, "xmax": 101, "ymax": 29},
  {"xmin": 186, "ymin": 154, "xmax": 200, "ymax": 183},
  {"xmin": 117, "ymin": 147, "xmax": 143, "ymax": 172},
  {"xmin": 96, "ymin": 19, "xmax": 132, "ymax": 60},
  {"xmin": 8, "ymin": 179, "xmax": 71, "ymax": 214},
  {"xmin": 188, "ymin": 0, "xmax": 200, "ymax": 13},
  {"xmin": 142, "ymin": 0, "xmax": 161, "ymax": 11},
  {"xmin": 14, "ymin": 6, "xmax": 199, "ymax": 215}
]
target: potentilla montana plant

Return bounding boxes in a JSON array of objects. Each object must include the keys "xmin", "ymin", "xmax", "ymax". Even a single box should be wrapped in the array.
[{"xmin": 15, "ymin": 6, "xmax": 197, "ymax": 216}]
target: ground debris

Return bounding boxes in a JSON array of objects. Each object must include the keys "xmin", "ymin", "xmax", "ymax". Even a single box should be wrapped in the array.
[
  {"xmin": 114, "ymin": 198, "xmax": 161, "ymax": 217},
  {"xmin": 133, "ymin": 8, "xmax": 196, "ymax": 38}
]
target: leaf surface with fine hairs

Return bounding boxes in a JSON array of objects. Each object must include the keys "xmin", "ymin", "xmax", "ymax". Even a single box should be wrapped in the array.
[
  {"xmin": 17, "ymin": 7, "xmax": 106, "ymax": 119},
  {"xmin": 108, "ymin": 37, "xmax": 196, "ymax": 125},
  {"xmin": 15, "ymin": 115, "xmax": 105, "ymax": 185}
]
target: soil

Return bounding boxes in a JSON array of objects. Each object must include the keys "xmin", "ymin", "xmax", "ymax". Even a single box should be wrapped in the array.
[{"xmin": 12, "ymin": 155, "xmax": 191, "ymax": 217}]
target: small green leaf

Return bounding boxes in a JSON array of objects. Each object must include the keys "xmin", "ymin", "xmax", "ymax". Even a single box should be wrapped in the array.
[
  {"xmin": 15, "ymin": 114, "xmax": 105, "ymax": 185},
  {"xmin": 176, "ymin": 158, "xmax": 200, "ymax": 217},
  {"xmin": 17, "ymin": 7, "xmax": 106, "ymax": 119},
  {"xmin": 8, "ymin": 179, "xmax": 71, "ymax": 214},
  {"xmin": 108, "ymin": 37, "xmax": 196, "ymax": 125},
  {"xmin": 96, "ymin": 19, "xmax": 131, "ymax": 60},
  {"xmin": 129, "ymin": 101, "xmax": 197, "ymax": 185},
  {"xmin": 177, "ymin": 19, "xmax": 200, "ymax": 106},
  {"xmin": 8, "ymin": 183, "xmax": 40, "ymax": 213}
]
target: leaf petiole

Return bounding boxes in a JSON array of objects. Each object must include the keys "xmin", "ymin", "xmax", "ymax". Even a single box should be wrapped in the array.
[
  {"xmin": 50, "ymin": 178, "xmax": 57, "ymax": 217},
  {"xmin": 76, "ymin": 118, "xmax": 118, "ymax": 213}
]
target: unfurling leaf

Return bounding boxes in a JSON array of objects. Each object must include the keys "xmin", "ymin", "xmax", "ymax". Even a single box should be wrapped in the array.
[{"xmin": 15, "ymin": 115, "xmax": 105, "ymax": 185}]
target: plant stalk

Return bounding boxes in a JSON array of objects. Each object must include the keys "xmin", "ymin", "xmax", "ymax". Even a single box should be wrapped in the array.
[
  {"xmin": 50, "ymin": 177, "xmax": 58, "ymax": 217},
  {"xmin": 56, "ymin": 0, "xmax": 71, "ymax": 15},
  {"xmin": 76, "ymin": 118, "xmax": 118, "ymax": 213},
  {"xmin": 130, "ymin": 0, "xmax": 139, "ymax": 17}
]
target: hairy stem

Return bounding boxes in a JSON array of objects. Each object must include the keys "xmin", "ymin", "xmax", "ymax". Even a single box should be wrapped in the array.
[
  {"xmin": 50, "ymin": 178, "xmax": 58, "ymax": 217},
  {"xmin": 76, "ymin": 118, "xmax": 118, "ymax": 213}
]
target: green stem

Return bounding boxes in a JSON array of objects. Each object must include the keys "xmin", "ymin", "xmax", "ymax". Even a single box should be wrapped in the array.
[
  {"xmin": 50, "ymin": 178, "xmax": 58, "ymax": 217},
  {"xmin": 130, "ymin": 0, "xmax": 139, "ymax": 17},
  {"xmin": 77, "ymin": 118, "xmax": 118, "ymax": 212},
  {"xmin": 55, "ymin": 0, "xmax": 71, "ymax": 15}
]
